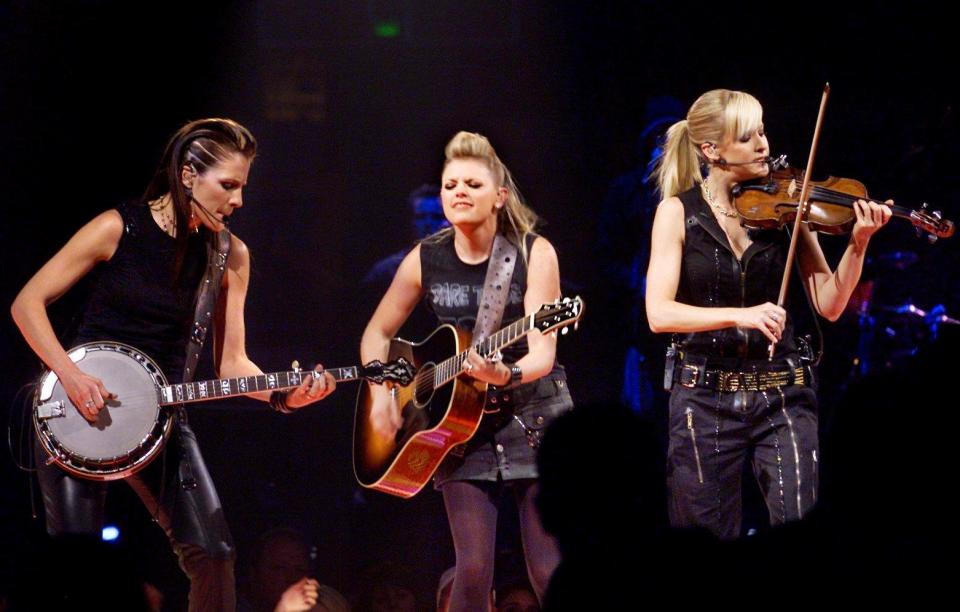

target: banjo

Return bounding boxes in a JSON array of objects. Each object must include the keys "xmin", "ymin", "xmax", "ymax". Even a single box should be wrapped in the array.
[{"xmin": 33, "ymin": 340, "xmax": 414, "ymax": 481}]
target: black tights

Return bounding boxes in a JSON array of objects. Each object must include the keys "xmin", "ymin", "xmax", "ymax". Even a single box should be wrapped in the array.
[{"xmin": 441, "ymin": 479, "xmax": 559, "ymax": 612}]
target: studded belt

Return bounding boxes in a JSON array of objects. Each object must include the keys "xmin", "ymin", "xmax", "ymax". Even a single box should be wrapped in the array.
[{"xmin": 676, "ymin": 363, "xmax": 806, "ymax": 391}]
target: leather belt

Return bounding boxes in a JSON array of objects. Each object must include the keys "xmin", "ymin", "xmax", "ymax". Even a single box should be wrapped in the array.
[{"xmin": 676, "ymin": 364, "xmax": 805, "ymax": 391}]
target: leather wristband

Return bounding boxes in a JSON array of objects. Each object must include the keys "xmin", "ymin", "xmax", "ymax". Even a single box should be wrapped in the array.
[{"xmin": 270, "ymin": 390, "xmax": 294, "ymax": 414}]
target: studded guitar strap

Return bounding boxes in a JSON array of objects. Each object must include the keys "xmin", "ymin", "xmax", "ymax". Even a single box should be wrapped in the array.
[
  {"xmin": 182, "ymin": 228, "xmax": 231, "ymax": 384},
  {"xmin": 471, "ymin": 234, "xmax": 519, "ymax": 345}
]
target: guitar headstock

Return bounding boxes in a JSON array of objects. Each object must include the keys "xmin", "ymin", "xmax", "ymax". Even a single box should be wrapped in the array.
[
  {"xmin": 361, "ymin": 357, "xmax": 416, "ymax": 386},
  {"xmin": 533, "ymin": 296, "xmax": 585, "ymax": 336},
  {"xmin": 912, "ymin": 203, "xmax": 954, "ymax": 242}
]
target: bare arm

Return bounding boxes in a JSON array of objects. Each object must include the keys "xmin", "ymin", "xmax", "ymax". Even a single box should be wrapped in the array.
[
  {"xmin": 359, "ymin": 245, "xmax": 425, "ymax": 437},
  {"xmin": 645, "ymin": 197, "xmax": 785, "ymax": 343},
  {"xmin": 213, "ymin": 235, "xmax": 334, "ymax": 408},
  {"xmin": 797, "ymin": 199, "xmax": 892, "ymax": 322},
  {"xmin": 360, "ymin": 244, "xmax": 425, "ymax": 364},
  {"xmin": 10, "ymin": 211, "xmax": 123, "ymax": 421}
]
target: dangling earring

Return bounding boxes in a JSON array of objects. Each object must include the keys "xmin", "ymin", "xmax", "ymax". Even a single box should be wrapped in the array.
[{"xmin": 184, "ymin": 188, "xmax": 200, "ymax": 233}]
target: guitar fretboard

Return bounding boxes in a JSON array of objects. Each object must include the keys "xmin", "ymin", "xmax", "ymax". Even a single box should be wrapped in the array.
[
  {"xmin": 431, "ymin": 313, "xmax": 536, "ymax": 387},
  {"xmin": 158, "ymin": 367, "xmax": 360, "ymax": 405}
]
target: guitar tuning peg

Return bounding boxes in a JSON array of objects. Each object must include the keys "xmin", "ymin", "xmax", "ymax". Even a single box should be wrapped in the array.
[
  {"xmin": 291, "ymin": 360, "xmax": 301, "ymax": 372},
  {"xmin": 927, "ymin": 234, "xmax": 938, "ymax": 244},
  {"xmin": 561, "ymin": 327, "xmax": 569, "ymax": 335},
  {"xmin": 574, "ymin": 321, "xmax": 579, "ymax": 331}
]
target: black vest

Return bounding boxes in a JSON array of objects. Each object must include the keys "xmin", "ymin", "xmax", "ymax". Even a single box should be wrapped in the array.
[{"xmin": 675, "ymin": 187, "xmax": 801, "ymax": 360}]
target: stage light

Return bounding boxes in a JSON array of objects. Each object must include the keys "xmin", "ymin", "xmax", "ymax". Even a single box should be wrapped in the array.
[{"xmin": 102, "ymin": 525, "xmax": 120, "ymax": 542}]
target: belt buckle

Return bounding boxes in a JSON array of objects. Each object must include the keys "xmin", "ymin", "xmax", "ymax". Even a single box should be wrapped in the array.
[{"xmin": 681, "ymin": 365, "xmax": 700, "ymax": 388}]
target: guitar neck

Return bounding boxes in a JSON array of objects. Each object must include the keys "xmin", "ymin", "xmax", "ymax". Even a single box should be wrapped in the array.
[
  {"xmin": 432, "ymin": 314, "xmax": 536, "ymax": 388},
  {"xmin": 158, "ymin": 366, "xmax": 361, "ymax": 405}
]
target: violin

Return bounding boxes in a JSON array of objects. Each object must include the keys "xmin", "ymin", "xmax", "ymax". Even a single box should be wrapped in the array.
[{"xmin": 732, "ymin": 156, "xmax": 955, "ymax": 242}]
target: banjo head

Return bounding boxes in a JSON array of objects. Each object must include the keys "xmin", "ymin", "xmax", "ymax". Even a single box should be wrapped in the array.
[{"xmin": 34, "ymin": 342, "xmax": 173, "ymax": 481}]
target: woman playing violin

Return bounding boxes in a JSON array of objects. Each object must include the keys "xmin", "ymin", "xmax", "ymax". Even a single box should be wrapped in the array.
[{"xmin": 645, "ymin": 89, "xmax": 891, "ymax": 539}]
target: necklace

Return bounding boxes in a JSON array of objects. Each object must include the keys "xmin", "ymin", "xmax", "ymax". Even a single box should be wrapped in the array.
[
  {"xmin": 701, "ymin": 182, "xmax": 738, "ymax": 218},
  {"xmin": 149, "ymin": 196, "xmax": 177, "ymax": 236}
]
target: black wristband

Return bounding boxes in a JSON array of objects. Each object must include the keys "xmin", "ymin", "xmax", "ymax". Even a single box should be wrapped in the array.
[{"xmin": 270, "ymin": 390, "xmax": 294, "ymax": 414}]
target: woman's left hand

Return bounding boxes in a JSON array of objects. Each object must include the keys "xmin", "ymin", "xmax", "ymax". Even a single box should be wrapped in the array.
[
  {"xmin": 462, "ymin": 348, "xmax": 510, "ymax": 386},
  {"xmin": 851, "ymin": 199, "xmax": 893, "ymax": 250},
  {"xmin": 284, "ymin": 366, "xmax": 337, "ymax": 410}
]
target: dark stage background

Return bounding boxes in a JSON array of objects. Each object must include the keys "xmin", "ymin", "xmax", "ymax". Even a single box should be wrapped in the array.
[{"xmin": 2, "ymin": 1, "xmax": 957, "ymax": 607}]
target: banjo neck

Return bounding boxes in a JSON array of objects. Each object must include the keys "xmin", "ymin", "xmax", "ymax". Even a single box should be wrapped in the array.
[{"xmin": 157, "ymin": 367, "xmax": 362, "ymax": 406}]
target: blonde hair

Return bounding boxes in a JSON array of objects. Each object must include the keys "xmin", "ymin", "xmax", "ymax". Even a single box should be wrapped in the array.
[
  {"xmin": 653, "ymin": 89, "xmax": 763, "ymax": 198},
  {"xmin": 437, "ymin": 131, "xmax": 540, "ymax": 264}
]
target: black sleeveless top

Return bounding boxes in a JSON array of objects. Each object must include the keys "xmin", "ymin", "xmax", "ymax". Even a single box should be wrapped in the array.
[
  {"xmin": 73, "ymin": 202, "xmax": 207, "ymax": 381},
  {"xmin": 421, "ymin": 231, "xmax": 547, "ymax": 366},
  {"xmin": 676, "ymin": 186, "xmax": 801, "ymax": 360}
]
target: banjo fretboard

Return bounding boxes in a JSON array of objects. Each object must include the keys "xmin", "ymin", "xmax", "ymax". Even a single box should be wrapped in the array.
[{"xmin": 158, "ymin": 367, "xmax": 360, "ymax": 405}]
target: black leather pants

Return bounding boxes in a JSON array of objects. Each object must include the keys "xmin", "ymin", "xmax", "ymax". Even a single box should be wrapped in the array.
[{"xmin": 35, "ymin": 415, "xmax": 236, "ymax": 611}]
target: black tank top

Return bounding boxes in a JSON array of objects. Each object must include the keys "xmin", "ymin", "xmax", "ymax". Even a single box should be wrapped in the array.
[
  {"xmin": 675, "ymin": 186, "xmax": 801, "ymax": 360},
  {"xmin": 420, "ymin": 231, "xmax": 539, "ymax": 365},
  {"xmin": 73, "ymin": 202, "xmax": 207, "ymax": 380}
]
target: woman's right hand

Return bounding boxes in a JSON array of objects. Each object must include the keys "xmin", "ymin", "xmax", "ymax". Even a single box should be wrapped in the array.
[
  {"xmin": 57, "ymin": 366, "xmax": 114, "ymax": 423},
  {"xmin": 368, "ymin": 382, "xmax": 403, "ymax": 440},
  {"xmin": 274, "ymin": 577, "xmax": 319, "ymax": 612},
  {"xmin": 737, "ymin": 302, "xmax": 786, "ymax": 343}
]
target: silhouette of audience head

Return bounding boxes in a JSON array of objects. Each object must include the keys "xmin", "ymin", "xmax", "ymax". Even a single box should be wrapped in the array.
[
  {"xmin": 243, "ymin": 527, "xmax": 315, "ymax": 611},
  {"xmin": 495, "ymin": 577, "xmax": 539, "ymax": 612},
  {"xmin": 536, "ymin": 402, "xmax": 666, "ymax": 559},
  {"xmin": 354, "ymin": 560, "xmax": 419, "ymax": 612},
  {"xmin": 11, "ymin": 533, "xmax": 151, "ymax": 610}
]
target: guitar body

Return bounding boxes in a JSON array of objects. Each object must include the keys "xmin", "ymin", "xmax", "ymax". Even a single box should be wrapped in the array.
[
  {"xmin": 353, "ymin": 324, "xmax": 488, "ymax": 498},
  {"xmin": 33, "ymin": 341, "xmax": 173, "ymax": 481}
]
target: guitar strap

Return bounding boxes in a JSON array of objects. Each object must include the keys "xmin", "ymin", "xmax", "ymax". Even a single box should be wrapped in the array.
[
  {"xmin": 183, "ymin": 228, "xmax": 232, "ymax": 384},
  {"xmin": 471, "ymin": 234, "xmax": 519, "ymax": 345}
]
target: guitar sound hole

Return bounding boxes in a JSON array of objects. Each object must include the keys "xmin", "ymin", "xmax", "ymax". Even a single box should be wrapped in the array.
[{"xmin": 412, "ymin": 364, "xmax": 436, "ymax": 408}]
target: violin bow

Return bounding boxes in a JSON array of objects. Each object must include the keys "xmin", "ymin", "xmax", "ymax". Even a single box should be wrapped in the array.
[{"xmin": 769, "ymin": 83, "xmax": 831, "ymax": 360}]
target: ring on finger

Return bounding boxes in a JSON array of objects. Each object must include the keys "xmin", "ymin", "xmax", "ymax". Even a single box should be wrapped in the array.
[{"xmin": 84, "ymin": 400, "xmax": 95, "ymax": 408}]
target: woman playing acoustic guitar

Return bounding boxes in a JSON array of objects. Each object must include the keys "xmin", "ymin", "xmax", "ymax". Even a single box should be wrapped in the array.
[{"xmin": 361, "ymin": 131, "xmax": 573, "ymax": 611}]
